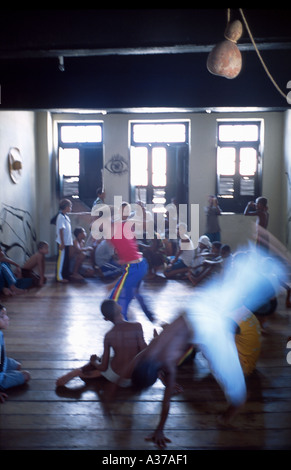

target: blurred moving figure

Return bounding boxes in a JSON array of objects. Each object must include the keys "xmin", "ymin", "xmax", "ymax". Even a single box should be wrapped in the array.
[{"xmin": 128, "ymin": 244, "xmax": 287, "ymax": 448}]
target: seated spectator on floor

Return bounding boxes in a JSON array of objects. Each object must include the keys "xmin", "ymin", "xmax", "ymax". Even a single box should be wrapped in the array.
[
  {"xmin": 188, "ymin": 240, "xmax": 222, "ymax": 286},
  {"xmin": 94, "ymin": 239, "xmax": 122, "ymax": 279},
  {"xmin": 221, "ymin": 243, "xmax": 232, "ymax": 260},
  {"xmin": 0, "ymin": 304, "xmax": 31, "ymax": 402},
  {"xmin": 210, "ymin": 241, "xmax": 222, "ymax": 257},
  {"xmin": 164, "ymin": 223, "xmax": 194, "ymax": 279},
  {"xmin": 190, "ymin": 235, "xmax": 212, "ymax": 277},
  {"xmin": 139, "ymin": 232, "xmax": 167, "ymax": 280},
  {"xmin": 163, "ymin": 229, "xmax": 178, "ymax": 258},
  {"xmin": 69, "ymin": 227, "xmax": 94, "ymax": 281},
  {"xmin": 21, "ymin": 241, "xmax": 49, "ymax": 287},
  {"xmin": 0, "ymin": 248, "xmax": 32, "ymax": 296}
]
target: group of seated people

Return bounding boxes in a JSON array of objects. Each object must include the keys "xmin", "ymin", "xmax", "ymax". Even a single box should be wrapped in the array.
[
  {"xmin": 67, "ymin": 212, "xmax": 232, "ymax": 286},
  {"xmin": 0, "ymin": 196, "xmax": 286, "ymax": 322},
  {"xmin": 163, "ymin": 227, "xmax": 230, "ymax": 285},
  {"xmin": 0, "ymin": 222, "xmax": 228, "ymax": 297},
  {"xmin": 0, "ymin": 242, "xmax": 49, "ymax": 296}
]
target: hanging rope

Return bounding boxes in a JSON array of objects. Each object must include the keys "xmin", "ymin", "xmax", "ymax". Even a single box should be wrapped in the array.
[{"xmin": 239, "ymin": 8, "xmax": 287, "ymax": 100}]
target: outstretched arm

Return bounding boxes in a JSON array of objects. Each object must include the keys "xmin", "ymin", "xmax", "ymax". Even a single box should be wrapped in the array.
[
  {"xmin": 244, "ymin": 201, "xmax": 257, "ymax": 216},
  {"xmin": 0, "ymin": 251, "xmax": 21, "ymax": 270},
  {"xmin": 145, "ymin": 363, "xmax": 176, "ymax": 449}
]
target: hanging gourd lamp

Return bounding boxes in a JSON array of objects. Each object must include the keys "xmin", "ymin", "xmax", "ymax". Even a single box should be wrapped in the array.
[{"xmin": 207, "ymin": 19, "xmax": 243, "ymax": 79}]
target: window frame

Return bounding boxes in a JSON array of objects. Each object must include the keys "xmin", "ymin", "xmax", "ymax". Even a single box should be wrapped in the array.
[
  {"xmin": 129, "ymin": 121, "xmax": 189, "ymax": 207},
  {"xmin": 58, "ymin": 122, "xmax": 103, "ymax": 145},
  {"xmin": 216, "ymin": 120, "xmax": 263, "ymax": 214},
  {"xmin": 57, "ymin": 122, "xmax": 103, "ymax": 200},
  {"xmin": 131, "ymin": 121, "xmax": 189, "ymax": 145}
]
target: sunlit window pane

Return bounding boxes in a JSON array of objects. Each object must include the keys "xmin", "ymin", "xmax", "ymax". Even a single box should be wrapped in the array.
[
  {"xmin": 152, "ymin": 188, "xmax": 167, "ymax": 212},
  {"xmin": 130, "ymin": 147, "xmax": 148, "ymax": 186},
  {"xmin": 243, "ymin": 125, "xmax": 258, "ymax": 141},
  {"xmin": 84, "ymin": 125, "xmax": 102, "ymax": 142},
  {"xmin": 59, "ymin": 148, "xmax": 79, "ymax": 176},
  {"xmin": 63, "ymin": 177, "xmax": 79, "ymax": 197},
  {"xmin": 133, "ymin": 123, "xmax": 186, "ymax": 143},
  {"xmin": 217, "ymin": 147, "xmax": 235, "ymax": 175},
  {"xmin": 240, "ymin": 176, "xmax": 255, "ymax": 196},
  {"xmin": 218, "ymin": 176, "xmax": 234, "ymax": 197},
  {"xmin": 239, "ymin": 148, "xmax": 257, "ymax": 175},
  {"xmin": 219, "ymin": 124, "xmax": 259, "ymax": 142},
  {"xmin": 61, "ymin": 125, "xmax": 102, "ymax": 143},
  {"xmin": 152, "ymin": 147, "xmax": 166, "ymax": 187},
  {"xmin": 219, "ymin": 125, "xmax": 231, "ymax": 141},
  {"xmin": 152, "ymin": 188, "xmax": 166, "ymax": 205},
  {"xmin": 134, "ymin": 187, "xmax": 147, "ymax": 205}
]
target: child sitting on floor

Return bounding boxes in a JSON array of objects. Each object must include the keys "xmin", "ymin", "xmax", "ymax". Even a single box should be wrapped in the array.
[
  {"xmin": 21, "ymin": 241, "xmax": 49, "ymax": 287},
  {"xmin": 164, "ymin": 223, "xmax": 194, "ymax": 279},
  {"xmin": 0, "ymin": 304, "xmax": 31, "ymax": 403},
  {"xmin": 0, "ymin": 247, "xmax": 32, "ymax": 295},
  {"xmin": 188, "ymin": 241, "xmax": 222, "ymax": 286},
  {"xmin": 69, "ymin": 227, "xmax": 94, "ymax": 281}
]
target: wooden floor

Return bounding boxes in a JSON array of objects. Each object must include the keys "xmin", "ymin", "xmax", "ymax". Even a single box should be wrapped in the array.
[{"xmin": 1, "ymin": 261, "xmax": 291, "ymax": 451}]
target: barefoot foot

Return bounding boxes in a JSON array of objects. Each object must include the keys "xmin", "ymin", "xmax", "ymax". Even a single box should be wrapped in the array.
[{"xmin": 56, "ymin": 369, "xmax": 81, "ymax": 387}]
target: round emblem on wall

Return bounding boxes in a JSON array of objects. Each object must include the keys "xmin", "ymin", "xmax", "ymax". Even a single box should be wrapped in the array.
[{"xmin": 8, "ymin": 147, "xmax": 23, "ymax": 184}]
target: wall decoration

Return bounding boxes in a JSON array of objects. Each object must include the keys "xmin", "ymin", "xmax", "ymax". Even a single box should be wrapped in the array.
[
  {"xmin": 105, "ymin": 154, "xmax": 128, "ymax": 175},
  {"xmin": 0, "ymin": 203, "xmax": 37, "ymax": 264},
  {"xmin": 8, "ymin": 147, "xmax": 23, "ymax": 183}
]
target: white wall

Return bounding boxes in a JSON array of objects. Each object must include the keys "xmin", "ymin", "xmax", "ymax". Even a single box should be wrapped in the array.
[
  {"xmin": 35, "ymin": 111, "xmax": 56, "ymax": 256},
  {"xmin": 0, "ymin": 111, "xmax": 37, "ymax": 264},
  {"xmin": 103, "ymin": 114, "xmax": 131, "ymax": 202}
]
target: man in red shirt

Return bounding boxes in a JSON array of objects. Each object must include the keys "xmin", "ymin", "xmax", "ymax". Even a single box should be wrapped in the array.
[{"xmin": 108, "ymin": 203, "xmax": 155, "ymax": 322}]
